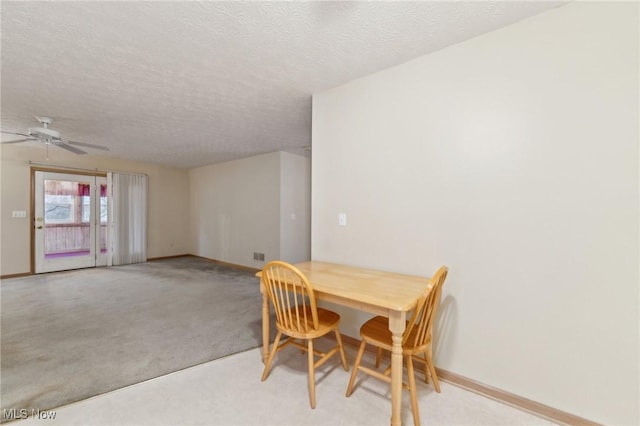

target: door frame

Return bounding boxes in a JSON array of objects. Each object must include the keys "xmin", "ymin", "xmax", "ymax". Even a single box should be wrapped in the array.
[{"xmin": 30, "ymin": 167, "xmax": 108, "ymax": 273}]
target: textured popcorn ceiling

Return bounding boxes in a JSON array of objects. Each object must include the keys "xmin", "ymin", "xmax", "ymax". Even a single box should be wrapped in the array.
[{"xmin": 1, "ymin": 1, "xmax": 563, "ymax": 168}]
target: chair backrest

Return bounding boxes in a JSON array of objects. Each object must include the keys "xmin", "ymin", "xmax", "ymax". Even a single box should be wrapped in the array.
[
  {"xmin": 403, "ymin": 266, "xmax": 448, "ymax": 349},
  {"xmin": 261, "ymin": 260, "xmax": 319, "ymax": 334}
]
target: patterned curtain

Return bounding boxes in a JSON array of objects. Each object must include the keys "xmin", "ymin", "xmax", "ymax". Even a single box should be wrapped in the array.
[{"xmin": 108, "ymin": 172, "xmax": 148, "ymax": 265}]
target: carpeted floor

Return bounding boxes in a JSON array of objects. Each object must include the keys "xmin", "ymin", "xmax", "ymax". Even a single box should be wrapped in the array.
[
  {"xmin": 0, "ymin": 256, "xmax": 270, "ymax": 419},
  {"xmin": 16, "ymin": 345, "xmax": 557, "ymax": 426}
]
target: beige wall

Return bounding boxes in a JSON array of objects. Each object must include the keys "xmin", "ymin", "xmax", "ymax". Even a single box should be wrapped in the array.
[
  {"xmin": 189, "ymin": 152, "xmax": 281, "ymax": 268},
  {"xmin": 0, "ymin": 145, "xmax": 191, "ymax": 275},
  {"xmin": 189, "ymin": 151, "xmax": 311, "ymax": 268},
  {"xmin": 1, "ymin": 146, "xmax": 310, "ymax": 275},
  {"xmin": 312, "ymin": 2, "xmax": 638, "ymax": 425},
  {"xmin": 280, "ymin": 151, "xmax": 311, "ymax": 264}
]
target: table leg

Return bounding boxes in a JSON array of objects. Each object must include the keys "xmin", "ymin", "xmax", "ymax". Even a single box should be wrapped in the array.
[
  {"xmin": 389, "ymin": 310, "xmax": 407, "ymax": 426},
  {"xmin": 261, "ymin": 286, "xmax": 270, "ymax": 364}
]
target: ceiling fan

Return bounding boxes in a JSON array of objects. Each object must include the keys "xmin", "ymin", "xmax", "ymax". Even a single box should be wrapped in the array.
[{"xmin": 1, "ymin": 116, "xmax": 109, "ymax": 155}]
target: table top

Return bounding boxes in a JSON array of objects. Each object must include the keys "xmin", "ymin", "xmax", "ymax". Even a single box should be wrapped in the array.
[{"xmin": 258, "ymin": 261, "xmax": 429, "ymax": 313}]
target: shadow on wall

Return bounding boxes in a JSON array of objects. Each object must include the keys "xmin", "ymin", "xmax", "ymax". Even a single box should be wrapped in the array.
[{"xmin": 433, "ymin": 294, "xmax": 456, "ymax": 365}]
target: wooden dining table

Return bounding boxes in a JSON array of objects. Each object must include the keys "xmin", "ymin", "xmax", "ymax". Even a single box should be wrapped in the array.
[{"xmin": 257, "ymin": 261, "xmax": 428, "ymax": 426}]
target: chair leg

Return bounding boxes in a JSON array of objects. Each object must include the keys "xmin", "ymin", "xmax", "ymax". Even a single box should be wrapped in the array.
[
  {"xmin": 422, "ymin": 353, "xmax": 430, "ymax": 383},
  {"xmin": 307, "ymin": 339, "xmax": 316, "ymax": 409},
  {"xmin": 425, "ymin": 351, "xmax": 441, "ymax": 393},
  {"xmin": 334, "ymin": 329, "xmax": 349, "ymax": 371},
  {"xmin": 346, "ymin": 340, "xmax": 367, "ymax": 397},
  {"xmin": 261, "ymin": 331, "xmax": 282, "ymax": 381},
  {"xmin": 375, "ymin": 347, "xmax": 383, "ymax": 368},
  {"xmin": 407, "ymin": 355, "xmax": 420, "ymax": 426}
]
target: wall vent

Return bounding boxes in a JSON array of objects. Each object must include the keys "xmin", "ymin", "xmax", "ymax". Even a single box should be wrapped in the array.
[{"xmin": 253, "ymin": 252, "xmax": 265, "ymax": 261}]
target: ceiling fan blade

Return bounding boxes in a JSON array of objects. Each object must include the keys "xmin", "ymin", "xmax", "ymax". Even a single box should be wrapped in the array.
[
  {"xmin": 57, "ymin": 143, "xmax": 87, "ymax": 155},
  {"xmin": 1, "ymin": 131, "xmax": 32, "ymax": 138},
  {"xmin": 1, "ymin": 138, "xmax": 34, "ymax": 144},
  {"xmin": 66, "ymin": 140, "xmax": 110, "ymax": 151}
]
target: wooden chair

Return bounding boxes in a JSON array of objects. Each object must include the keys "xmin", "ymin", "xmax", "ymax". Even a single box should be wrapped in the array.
[
  {"xmin": 261, "ymin": 260, "xmax": 349, "ymax": 409},
  {"xmin": 345, "ymin": 266, "xmax": 448, "ymax": 426}
]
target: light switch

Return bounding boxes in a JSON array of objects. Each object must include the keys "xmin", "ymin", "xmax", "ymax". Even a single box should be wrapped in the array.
[
  {"xmin": 338, "ymin": 213, "xmax": 347, "ymax": 226},
  {"xmin": 12, "ymin": 211, "xmax": 27, "ymax": 218}
]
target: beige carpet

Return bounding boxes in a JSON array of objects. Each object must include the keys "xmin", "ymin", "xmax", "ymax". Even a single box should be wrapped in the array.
[
  {"xmin": 16, "ymin": 342, "xmax": 557, "ymax": 425},
  {"xmin": 1, "ymin": 256, "xmax": 271, "ymax": 420}
]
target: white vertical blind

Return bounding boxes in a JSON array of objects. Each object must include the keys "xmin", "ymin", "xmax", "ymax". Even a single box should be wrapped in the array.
[{"xmin": 108, "ymin": 172, "xmax": 148, "ymax": 265}]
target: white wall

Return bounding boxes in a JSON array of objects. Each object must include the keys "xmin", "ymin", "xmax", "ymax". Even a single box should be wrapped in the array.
[
  {"xmin": 311, "ymin": 2, "xmax": 638, "ymax": 425},
  {"xmin": 0, "ymin": 145, "xmax": 191, "ymax": 276},
  {"xmin": 280, "ymin": 152, "xmax": 311, "ymax": 263}
]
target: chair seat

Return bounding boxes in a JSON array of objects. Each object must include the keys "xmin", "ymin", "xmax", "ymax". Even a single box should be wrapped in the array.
[
  {"xmin": 360, "ymin": 316, "xmax": 431, "ymax": 355},
  {"xmin": 276, "ymin": 307, "xmax": 341, "ymax": 340}
]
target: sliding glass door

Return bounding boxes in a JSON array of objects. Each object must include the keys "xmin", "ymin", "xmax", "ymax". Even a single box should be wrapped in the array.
[{"xmin": 34, "ymin": 171, "xmax": 108, "ymax": 273}]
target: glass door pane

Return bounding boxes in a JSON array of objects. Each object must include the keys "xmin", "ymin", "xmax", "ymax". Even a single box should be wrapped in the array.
[
  {"xmin": 34, "ymin": 171, "xmax": 101, "ymax": 273},
  {"xmin": 44, "ymin": 179, "xmax": 91, "ymax": 259}
]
